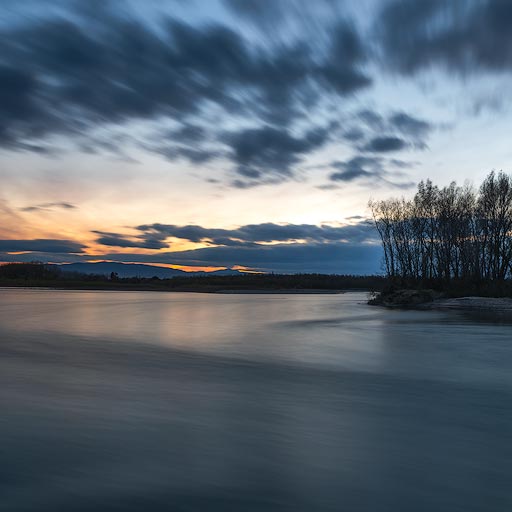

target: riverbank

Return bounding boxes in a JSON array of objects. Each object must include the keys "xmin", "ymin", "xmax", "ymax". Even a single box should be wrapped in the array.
[
  {"xmin": 0, "ymin": 267, "xmax": 385, "ymax": 294},
  {"xmin": 0, "ymin": 284, "xmax": 345, "ymax": 294},
  {"xmin": 369, "ymin": 288, "xmax": 512, "ymax": 314}
]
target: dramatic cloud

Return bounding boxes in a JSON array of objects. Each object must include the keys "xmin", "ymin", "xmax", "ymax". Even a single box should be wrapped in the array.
[
  {"xmin": 0, "ymin": 239, "xmax": 85, "ymax": 253},
  {"xmin": 329, "ymin": 155, "xmax": 414, "ymax": 187},
  {"xmin": 0, "ymin": 219, "xmax": 383, "ymax": 273},
  {"xmin": 150, "ymin": 144, "xmax": 224, "ymax": 165},
  {"xmin": 223, "ymin": 0, "xmax": 291, "ymax": 27},
  {"xmin": 318, "ymin": 22, "xmax": 371, "ymax": 94},
  {"xmin": 0, "ymin": 6, "xmax": 370, "ymax": 157},
  {"xmin": 94, "ymin": 221, "xmax": 378, "ymax": 250},
  {"xmin": 344, "ymin": 109, "xmax": 433, "ymax": 153},
  {"xmin": 389, "ymin": 112, "xmax": 431, "ymax": 138},
  {"xmin": 364, "ymin": 136, "xmax": 407, "ymax": 153},
  {"xmin": 330, "ymin": 156, "xmax": 384, "ymax": 182},
  {"xmin": 223, "ymin": 126, "xmax": 329, "ymax": 181},
  {"xmin": 92, "ymin": 231, "xmax": 168, "ymax": 250},
  {"xmin": 3, "ymin": 1, "xmax": 461, "ymax": 189},
  {"xmin": 378, "ymin": 0, "xmax": 512, "ymax": 75}
]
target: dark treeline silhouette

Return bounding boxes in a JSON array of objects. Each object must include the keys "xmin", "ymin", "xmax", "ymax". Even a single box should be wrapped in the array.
[
  {"xmin": 370, "ymin": 171, "xmax": 512, "ymax": 295},
  {"xmin": 0, "ymin": 262, "xmax": 386, "ymax": 292},
  {"xmin": 0, "ymin": 262, "xmax": 62, "ymax": 280}
]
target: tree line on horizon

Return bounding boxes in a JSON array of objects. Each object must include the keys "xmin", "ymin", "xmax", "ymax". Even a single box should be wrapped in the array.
[
  {"xmin": 369, "ymin": 171, "xmax": 512, "ymax": 285},
  {"xmin": 0, "ymin": 262, "xmax": 387, "ymax": 291}
]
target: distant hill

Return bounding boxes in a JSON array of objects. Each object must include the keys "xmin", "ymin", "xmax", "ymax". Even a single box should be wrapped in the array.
[{"xmin": 58, "ymin": 262, "xmax": 243, "ymax": 279}]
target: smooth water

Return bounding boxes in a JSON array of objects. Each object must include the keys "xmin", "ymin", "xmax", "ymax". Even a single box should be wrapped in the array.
[{"xmin": 1, "ymin": 289, "xmax": 511, "ymax": 511}]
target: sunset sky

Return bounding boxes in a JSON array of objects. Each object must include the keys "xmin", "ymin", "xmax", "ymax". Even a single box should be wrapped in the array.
[{"xmin": 2, "ymin": 0, "xmax": 512, "ymax": 273}]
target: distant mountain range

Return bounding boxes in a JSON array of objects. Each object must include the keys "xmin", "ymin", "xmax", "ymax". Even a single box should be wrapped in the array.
[{"xmin": 58, "ymin": 262, "xmax": 243, "ymax": 279}]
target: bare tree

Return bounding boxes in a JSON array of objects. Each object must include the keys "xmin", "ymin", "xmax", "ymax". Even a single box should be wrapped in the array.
[{"xmin": 369, "ymin": 171, "xmax": 512, "ymax": 286}]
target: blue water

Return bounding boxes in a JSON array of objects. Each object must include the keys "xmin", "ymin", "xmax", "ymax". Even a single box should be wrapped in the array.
[{"xmin": 1, "ymin": 289, "xmax": 511, "ymax": 511}]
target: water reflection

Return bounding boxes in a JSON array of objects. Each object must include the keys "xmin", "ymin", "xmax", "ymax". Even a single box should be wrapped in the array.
[{"xmin": 0, "ymin": 289, "xmax": 511, "ymax": 511}]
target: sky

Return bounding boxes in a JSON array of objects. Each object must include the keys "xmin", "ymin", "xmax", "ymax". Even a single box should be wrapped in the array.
[{"xmin": 2, "ymin": 0, "xmax": 512, "ymax": 274}]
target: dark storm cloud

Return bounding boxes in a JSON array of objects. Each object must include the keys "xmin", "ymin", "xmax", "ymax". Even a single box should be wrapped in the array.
[
  {"xmin": 3, "ymin": 1, "xmax": 466, "ymax": 189},
  {"xmin": 364, "ymin": 136, "xmax": 407, "ymax": 153},
  {"xmin": 236, "ymin": 221, "xmax": 377, "ymax": 244},
  {"xmin": 223, "ymin": 0, "xmax": 287, "ymax": 24},
  {"xmin": 334, "ymin": 109, "xmax": 433, "ymax": 164},
  {"xmin": 330, "ymin": 156, "xmax": 384, "ymax": 181},
  {"xmin": 169, "ymin": 124, "xmax": 207, "ymax": 145},
  {"xmin": 357, "ymin": 109, "xmax": 385, "ymax": 130},
  {"xmin": 319, "ymin": 22, "xmax": 371, "ymax": 94},
  {"xmin": 349, "ymin": 109, "xmax": 432, "ymax": 150},
  {"xmin": 0, "ymin": 18, "xmax": 248, "ymax": 147},
  {"xmin": 329, "ymin": 155, "xmax": 415, "ymax": 188},
  {"xmin": 0, "ymin": 5, "xmax": 370, "ymax": 163},
  {"xmin": 141, "ymin": 121, "xmax": 223, "ymax": 164},
  {"xmin": 20, "ymin": 202, "xmax": 76, "ymax": 213},
  {"xmin": 0, "ymin": 66, "xmax": 58, "ymax": 150},
  {"xmin": 389, "ymin": 112, "xmax": 431, "ymax": 138},
  {"xmin": 135, "ymin": 224, "xmax": 241, "ymax": 246},
  {"xmin": 150, "ymin": 144, "xmax": 224, "ymax": 165},
  {"xmin": 95, "ymin": 220, "xmax": 378, "ymax": 249},
  {"xmin": 223, "ymin": 0, "xmax": 357, "ymax": 40},
  {"xmin": 92, "ymin": 231, "xmax": 168, "ymax": 250},
  {"xmin": 0, "ymin": 239, "xmax": 85, "ymax": 253},
  {"xmin": 378, "ymin": 0, "xmax": 512, "ymax": 75},
  {"xmin": 342, "ymin": 128, "xmax": 365, "ymax": 142},
  {"xmin": 0, "ymin": 252, "xmax": 78, "ymax": 264},
  {"xmin": 223, "ymin": 126, "xmax": 329, "ymax": 179}
]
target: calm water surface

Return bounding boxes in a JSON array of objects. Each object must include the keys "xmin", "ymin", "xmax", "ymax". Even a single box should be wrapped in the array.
[{"xmin": 1, "ymin": 289, "xmax": 511, "ymax": 511}]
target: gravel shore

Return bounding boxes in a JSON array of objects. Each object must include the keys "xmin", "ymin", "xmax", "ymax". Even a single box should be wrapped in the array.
[
  {"xmin": 420, "ymin": 296, "xmax": 512, "ymax": 312},
  {"xmin": 370, "ymin": 289, "xmax": 512, "ymax": 317}
]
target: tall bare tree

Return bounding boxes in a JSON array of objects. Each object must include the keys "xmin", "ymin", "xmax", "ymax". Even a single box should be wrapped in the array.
[{"xmin": 369, "ymin": 171, "xmax": 512, "ymax": 285}]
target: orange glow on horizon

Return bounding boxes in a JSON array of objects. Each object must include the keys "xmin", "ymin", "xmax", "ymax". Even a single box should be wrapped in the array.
[
  {"xmin": 80, "ymin": 260, "xmax": 229, "ymax": 273},
  {"xmin": 231, "ymin": 265, "xmax": 264, "ymax": 274}
]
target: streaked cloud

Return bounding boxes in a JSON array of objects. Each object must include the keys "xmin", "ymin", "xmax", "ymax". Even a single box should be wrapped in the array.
[
  {"xmin": 20, "ymin": 202, "xmax": 77, "ymax": 213},
  {"xmin": 0, "ymin": 239, "xmax": 85, "ymax": 253},
  {"xmin": 96, "ymin": 220, "xmax": 379, "ymax": 249},
  {"xmin": 1, "ymin": 0, "xmax": 512, "ymax": 275},
  {"xmin": 329, "ymin": 156, "xmax": 415, "ymax": 188},
  {"xmin": 0, "ymin": 242, "xmax": 382, "ymax": 274},
  {"xmin": 378, "ymin": 0, "xmax": 512, "ymax": 75}
]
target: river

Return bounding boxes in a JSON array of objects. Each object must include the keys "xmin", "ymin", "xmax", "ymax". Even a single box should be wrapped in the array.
[{"xmin": 1, "ymin": 289, "xmax": 511, "ymax": 511}]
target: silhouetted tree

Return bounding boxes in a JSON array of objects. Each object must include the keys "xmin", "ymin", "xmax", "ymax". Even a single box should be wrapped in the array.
[{"xmin": 369, "ymin": 171, "xmax": 512, "ymax": 286}]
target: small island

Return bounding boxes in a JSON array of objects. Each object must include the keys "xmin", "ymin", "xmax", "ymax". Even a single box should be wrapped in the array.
[{"xmin": 368, "ymin": 171, "xmax": 512, "ymax": 313}]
